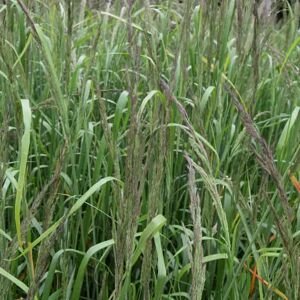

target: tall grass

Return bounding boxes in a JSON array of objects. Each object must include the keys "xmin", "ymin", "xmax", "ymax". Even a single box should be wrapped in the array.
[{"xmin": 0, "ymin": 0, "xmax": 300, "ymax": 299}]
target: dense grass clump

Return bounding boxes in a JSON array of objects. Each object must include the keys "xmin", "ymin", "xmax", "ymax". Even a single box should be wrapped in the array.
[{"xmin": 1, "ymin": 0, "xmax": 300, "ymax": 299}]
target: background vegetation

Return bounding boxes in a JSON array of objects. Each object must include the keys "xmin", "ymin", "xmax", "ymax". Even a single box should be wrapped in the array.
[{"xmin": 1, "ymin": 0, "xmax": 300, "ymax": 299}]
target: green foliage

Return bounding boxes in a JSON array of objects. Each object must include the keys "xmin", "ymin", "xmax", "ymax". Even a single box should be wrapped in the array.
[{"xmin": 0, "ymin": 1, "xmax": 300, "ymax": 299}]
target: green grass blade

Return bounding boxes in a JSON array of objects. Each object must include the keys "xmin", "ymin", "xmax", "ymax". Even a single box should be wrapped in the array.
[
  {"xmin": 70, "ymin": 240, "xmax": 114, "ymax": 300},
  {"xmin": 15, "ymin": 99, "xmax": 31, "ymax": 248},
  {"xmin": 0, "ymin": 266, "xmax": 29, "ymax": 293},
  {"xmin": 131, "ymin": 215, "xmax": 167, "ymax": 266}
]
